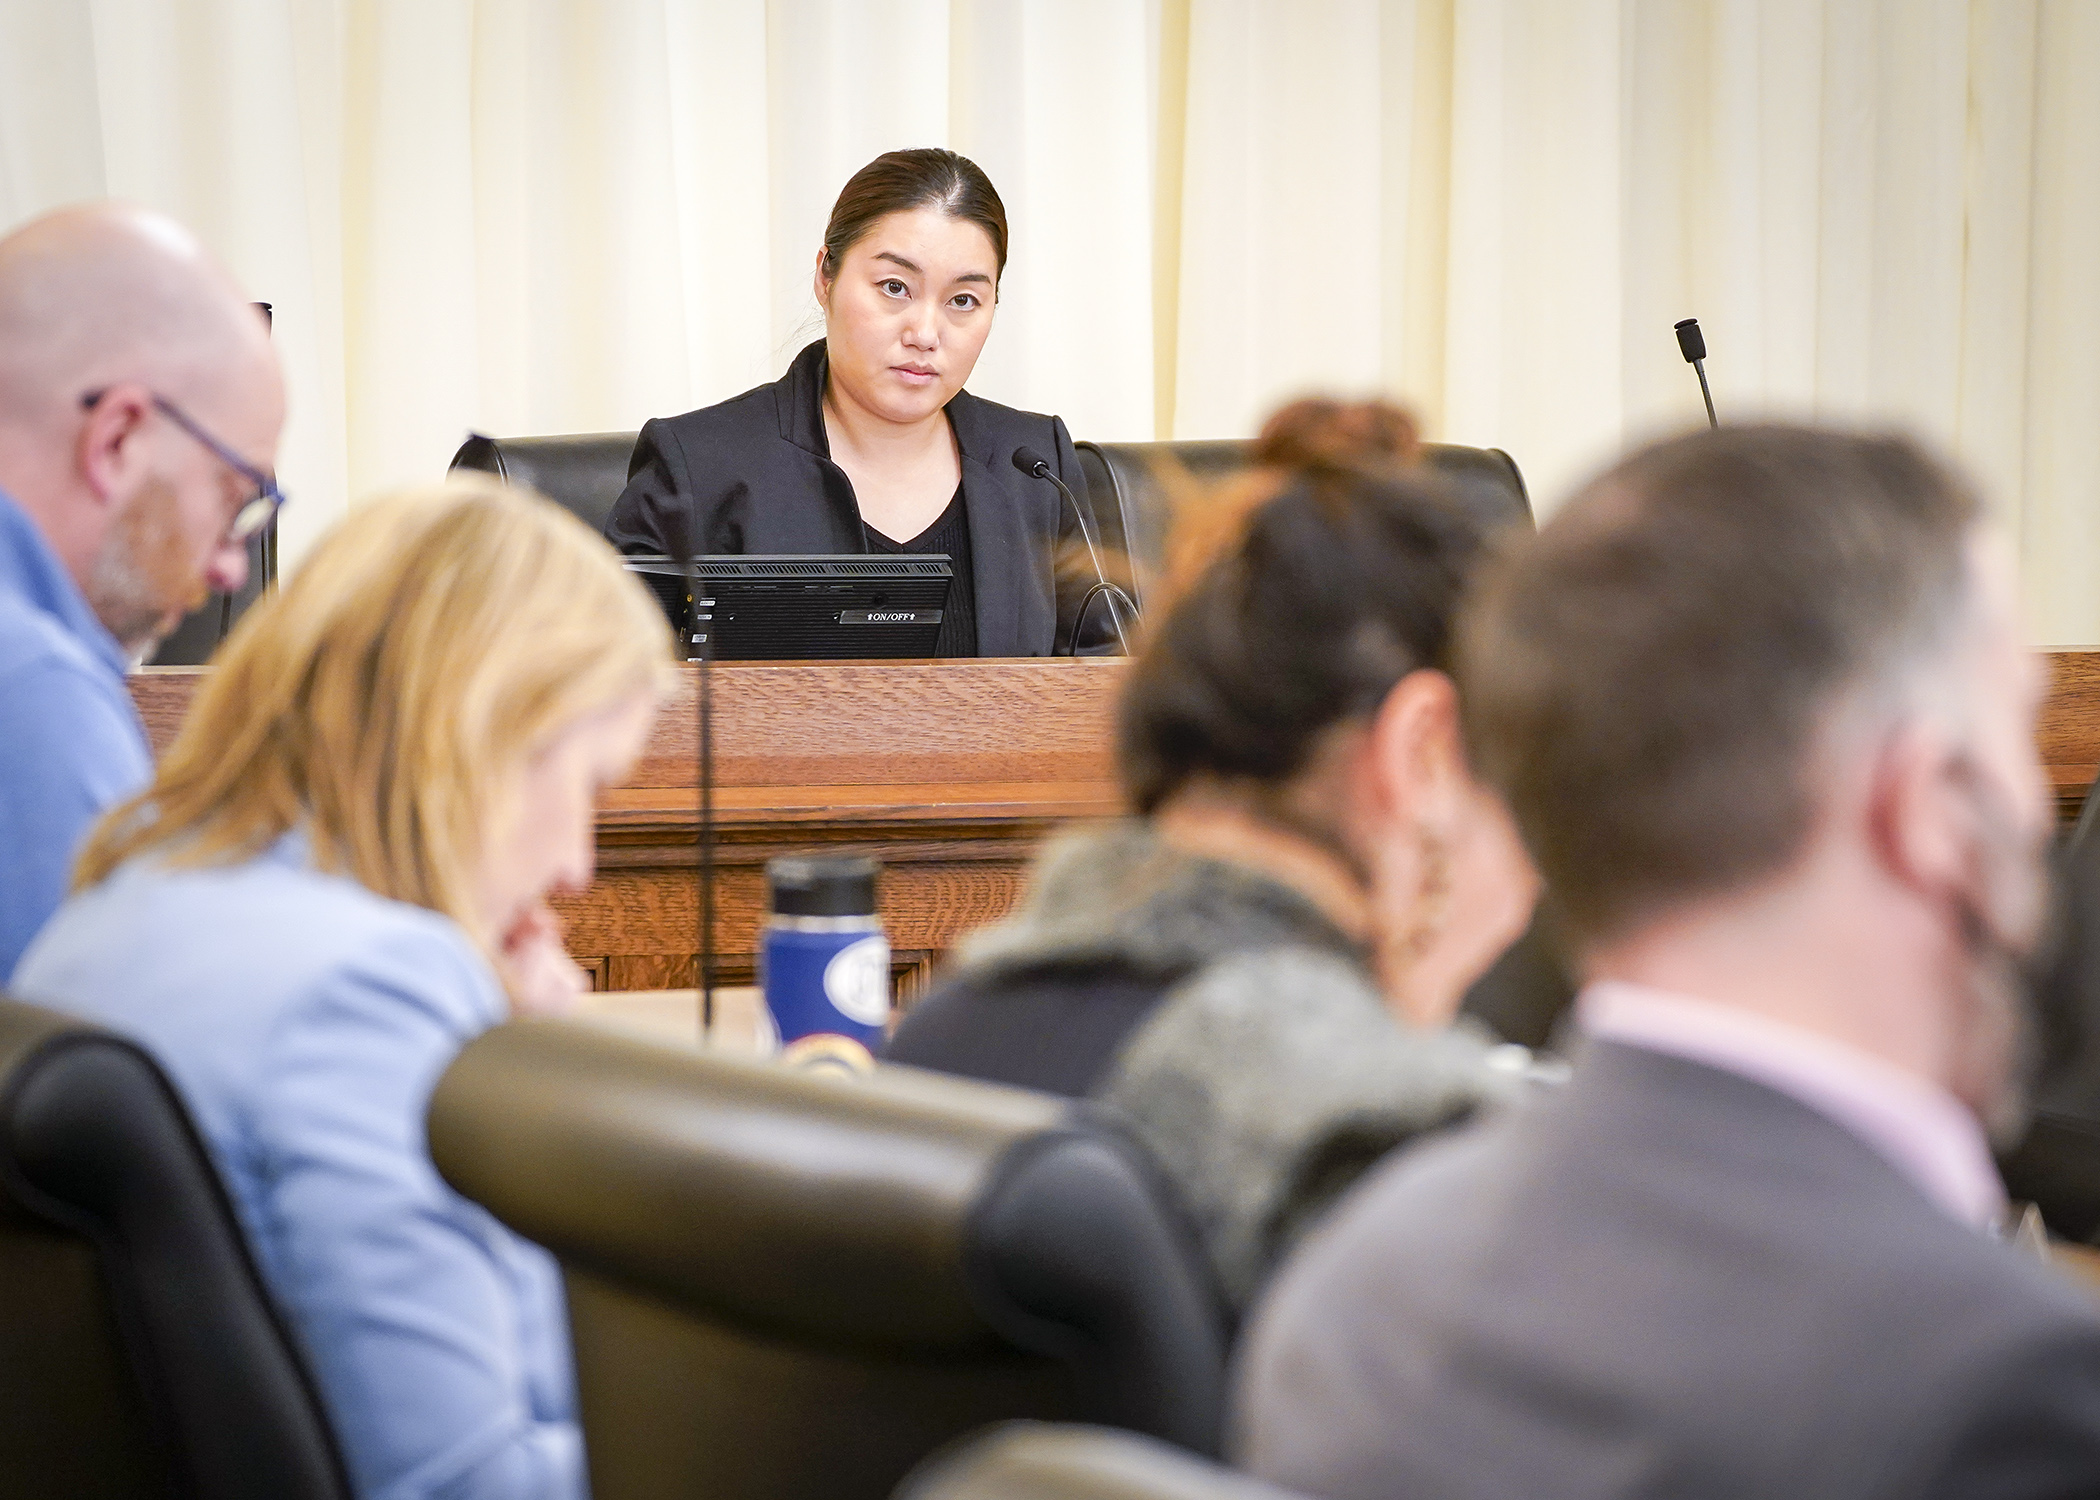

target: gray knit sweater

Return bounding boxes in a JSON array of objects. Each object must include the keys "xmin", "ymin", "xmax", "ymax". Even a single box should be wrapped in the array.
[{"xmin": 944, "ymin": 821, "xmax": 1530, "ymax": 1313}]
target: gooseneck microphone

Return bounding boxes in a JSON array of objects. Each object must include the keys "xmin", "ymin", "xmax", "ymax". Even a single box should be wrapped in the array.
[
  {"xmin": 672, "ymin": 520, "xmax": 716, "ymax": 1037},
  {"xmin": 1011, "ymin": 446, "xmax": 1136, "ymax": 655},
  {"xmin": 1674, "ymin": 318, "xmax": 1719, "ymax": 429}
]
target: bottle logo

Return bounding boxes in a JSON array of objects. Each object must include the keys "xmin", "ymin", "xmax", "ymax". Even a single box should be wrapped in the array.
[
  {"xmin": 823, "ymin": 935, "xmax": 891, "ymax": 1027},
  {"xmin": 780, "ymin": 1032, "xmax": 875, "ymax": 1076}
]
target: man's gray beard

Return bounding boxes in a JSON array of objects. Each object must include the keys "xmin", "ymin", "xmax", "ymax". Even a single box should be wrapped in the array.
[
  {"xmin": 83, "ymin": 516, "xmax": 179, "ymax": 658},
  {"xmin": 1943, "ymin": 762, "xmax": 2055, "ymax": 1150},
  {"xmin": 1956, "ymin": 933, "xmax": 2039, "ymax": 1151},
  {"xmin": 1950, "ymin": 831, "xmax": 2052, "ymax": 1150}
]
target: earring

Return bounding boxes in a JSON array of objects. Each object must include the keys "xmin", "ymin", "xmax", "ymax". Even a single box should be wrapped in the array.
[
  {"xmin": 1399, "ymin": 827, "xmax": 1453, "ymax": 964},
  {"xmin": 1372, "ymin": 827, "xmax": 1455, "ymax": 1019}
]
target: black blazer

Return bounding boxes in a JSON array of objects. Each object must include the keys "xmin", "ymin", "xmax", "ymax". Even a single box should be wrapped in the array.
[{"xmin": 602, "ymin": 339, "xmax": 1113, "ymax": 656}]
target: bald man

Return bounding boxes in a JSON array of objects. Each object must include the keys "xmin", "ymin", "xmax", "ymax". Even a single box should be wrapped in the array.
[{"xmin": 0, "ymin": 203, "xmax": 284, "ymax": 978}]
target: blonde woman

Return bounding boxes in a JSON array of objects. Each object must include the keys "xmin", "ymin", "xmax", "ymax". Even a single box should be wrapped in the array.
[{"xmin": 13, "ymin": 477, "xmax": 673, "ymax": 1500}]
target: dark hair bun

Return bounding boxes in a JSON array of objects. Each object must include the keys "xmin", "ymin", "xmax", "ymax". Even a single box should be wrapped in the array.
[
  {"xmin": 1118, "ymin": 401, "xmax": 1482, "ymax": 815},
  {"xmin": 1157, "ymin": 399, "xmax": 1427, "ymax": 613},
  {"xmin": 1254, "ymin": 399, "xmax": 1421, "ymax": 473}
]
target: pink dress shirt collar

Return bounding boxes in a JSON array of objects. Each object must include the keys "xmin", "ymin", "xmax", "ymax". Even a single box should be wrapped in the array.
[{"xmin": 1579, "ymin": 981, "xmax": 2005, "ymax": 1229}]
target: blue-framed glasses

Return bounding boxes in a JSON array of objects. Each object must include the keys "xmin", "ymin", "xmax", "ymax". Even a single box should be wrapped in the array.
[{"xmin": 78, "ymin": 388, "xmax": 286, "ymax": 543}]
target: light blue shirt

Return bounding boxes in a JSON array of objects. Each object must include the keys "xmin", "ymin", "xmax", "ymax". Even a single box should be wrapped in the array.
[
  {"xmin": 12, "ymin": 835, "xmax": 585, "ymax": 1500},
  {"xmin": 0, "ymin": 486, "xmax": 152, "ymax": 980}
]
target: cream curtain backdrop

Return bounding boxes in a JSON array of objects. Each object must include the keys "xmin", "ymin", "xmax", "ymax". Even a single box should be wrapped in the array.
[{"xmin": 1, "ymin": 1, "xmax": 2097, "ymax": 639}]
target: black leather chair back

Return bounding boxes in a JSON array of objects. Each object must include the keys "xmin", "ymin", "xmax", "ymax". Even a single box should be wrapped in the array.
[
  {"xmin": 1075, "ymin": 439, "xmax": 1532, "ymax": 610},
  {"xmin": 0, "ymin": 995, "xmax": 349, "ymax": 1500},
  {"xmin": 898, "ymin": 1422, "xmax": 1307, "ymax": 1500},
  {"xmin": 450, "ymin": 431, "xmax": 1531, "ymax": 609},
  {"xmin": 429, "ymin": 1022, "xmax": 1229, "ymax": 1500},
  {"xmin": 1459, "ymin": 909, "xmax": 1578, "ymax": 1052},
  {"xmin": 452, "ymin": 431, "xmax": 640, "ymax": 534}
]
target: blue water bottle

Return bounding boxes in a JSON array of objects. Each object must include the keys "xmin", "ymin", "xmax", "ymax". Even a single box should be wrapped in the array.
[{"xmin": 760, "ymin": 854, "xmax": 890, "ymax": 1073}]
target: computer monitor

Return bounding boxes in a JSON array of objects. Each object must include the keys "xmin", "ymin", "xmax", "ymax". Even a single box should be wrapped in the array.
[{"xmin": 623, "ymin": 554, "xmax": 954, "ymax": 661}]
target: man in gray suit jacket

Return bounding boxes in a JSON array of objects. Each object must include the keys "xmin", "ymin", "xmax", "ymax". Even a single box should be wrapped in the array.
[{"xmin": 1235, "ymin": 425, "xmax": 2100, "ymax": 1500}]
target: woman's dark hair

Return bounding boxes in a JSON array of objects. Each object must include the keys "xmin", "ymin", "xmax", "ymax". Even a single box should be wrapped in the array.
[
  {"xmin": 1118, "ymin": 400, "xmax": 1485, "ymax": 815},
  {"xmin": 819, "ymin": 148, "xmax": 1009, "ymax": 285}
]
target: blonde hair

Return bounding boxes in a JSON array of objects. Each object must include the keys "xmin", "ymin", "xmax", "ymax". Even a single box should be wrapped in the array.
[{"xmin": 76, "ymin": 476, "xmax": 676, "ymax": 935}]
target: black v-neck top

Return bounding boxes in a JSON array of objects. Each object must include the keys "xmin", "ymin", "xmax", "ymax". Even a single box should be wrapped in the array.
[{"xmin": 864, "ymin": 482, "xmax": 978, "ymax": 658}]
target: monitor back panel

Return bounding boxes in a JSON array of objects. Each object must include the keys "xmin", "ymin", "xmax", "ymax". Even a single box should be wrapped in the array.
[{"xmin": 625, "ymin": 556, "xmax": 955, "ymax": 661}]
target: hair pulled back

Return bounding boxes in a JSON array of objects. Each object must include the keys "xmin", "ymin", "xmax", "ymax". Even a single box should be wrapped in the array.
[
  {"xmin": 1252, "ymin": 397, "xmax": 1420, "ymax": 472},
  {"xmin": 819, "ymin": 148, "xmax": 1009, "ymax": 285},
  {"xmin": 1118, "ymin": 399, "xmax": 1477, "ymax": 815}
]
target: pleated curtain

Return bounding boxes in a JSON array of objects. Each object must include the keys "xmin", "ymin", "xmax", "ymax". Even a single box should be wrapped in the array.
[{"xmin": 2, "ymin": 0, "xmax": 2096, "ymax": 641}]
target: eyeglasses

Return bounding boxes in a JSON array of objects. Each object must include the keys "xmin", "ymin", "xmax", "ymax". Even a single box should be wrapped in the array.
[{"xmin": 78, "ymin": 388, "xmax": 286, "ymax": 543}]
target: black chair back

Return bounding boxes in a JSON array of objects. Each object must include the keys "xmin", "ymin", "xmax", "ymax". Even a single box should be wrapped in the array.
[
  {"xmin": 1459, "ymin": 910, "xmax": 1578, "ymax": 1052},
  {"xmin": 0, "ymin": 995, "xmax": 349, "ymax": 1500},
  {"xmin": 450, "ymin": 431, "xmax": 1531, "ymax": 613},
  {"xmin": 898, "ymin": 1422, "xmax": 1308, "ymax": 1500},
  {"xmin": 1074, "ymin": 439, "xmax": 1532, "ymax": 609},
  {"xmin": 429, "ymin": 1022, "xmax": 1229, "ymax": 1500},
  {"xmin": 451, "ymin": 430, "xmax": 640, "ymax": 534}
]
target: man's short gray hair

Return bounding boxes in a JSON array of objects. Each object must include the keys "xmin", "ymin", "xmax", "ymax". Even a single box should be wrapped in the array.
[{"xmin": 1457, "ymin": 423, "xmax": 1984, "ymax": 950}]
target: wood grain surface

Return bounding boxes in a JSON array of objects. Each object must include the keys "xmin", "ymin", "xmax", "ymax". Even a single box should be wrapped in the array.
[
  {"xmin": 626, "ymin": 657, "xmax": 1126, "ymax": 787},
  {"xmin": 136, "ymin": 652, "xmax": 2100, "ymax": 804},
  {"xmin": 552, "ymin": 863, "xmax": 1025, "ymax": 951},
  {"xmin": 128, "ymin": 652, "xmax": 2100, "ymax": 992},
  {"xmin": 130, "ymin": 667, "xmax": 198, "ymax": 757},
  {"xmin": 2042, "ymin": 652, "xmax": 2100, "ymax": 819}
]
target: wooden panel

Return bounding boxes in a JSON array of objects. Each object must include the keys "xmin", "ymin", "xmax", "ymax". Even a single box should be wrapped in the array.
[
  {"xmin": 627, "ymin": 657, "xmax": 1125, "ymax": 787},
  {"xmin": 603, "ymin": 954, "xmax": 710, "ymax": 992},
  {"xmin": 139, "ymin": 653, "xmax": 2100, "ymax": 806},
  {"xmin": 552, "ymin": 862, "xmax": 1025, "ymax": 962},
  {"xmin": 129, "ymin": 667, "xmax": 199, "ymax": 756},
  {"xmin": 132, "ymin": 661, "xmax": 1126, "ymax": 793},
  {"xmin": 592, "ymin": 784, "xmax": 1119, "ymax": 848},
  {"xmin": 129, "ymin": 653, "xmax": 2100, "ymax": 994},
  {"xmin": 2042, "ymin": 651, "xmax": 2100, "ymax": 818}
]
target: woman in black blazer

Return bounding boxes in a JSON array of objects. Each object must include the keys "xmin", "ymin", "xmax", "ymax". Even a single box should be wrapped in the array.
[{"xmin": 604, "ymin": 148, "xmax": 1116, "ymax": 657}]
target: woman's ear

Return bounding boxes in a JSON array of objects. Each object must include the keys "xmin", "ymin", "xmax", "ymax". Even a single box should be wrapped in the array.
[
  {"xmin": 1367, "ymin": 669, "xmax": 1466, "ymax": 829},
  {"xmin": 1362, "ymin": 668, "xmax": 1542, "ymax": 1028},
  {"xmin": 811, "ymin": 247, "xmax": 832, "ymax": 310}
]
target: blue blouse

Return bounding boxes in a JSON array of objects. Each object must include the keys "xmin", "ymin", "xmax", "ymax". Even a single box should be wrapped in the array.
[{"xmin": 12, "ymin": 835, "xmax": 585, "ymax": 1500}]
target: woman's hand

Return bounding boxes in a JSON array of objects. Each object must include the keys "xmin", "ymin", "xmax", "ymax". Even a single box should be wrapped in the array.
[{"xmin": 495, "ymin": 903, "xmax": 587, "ymax": 1018}]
